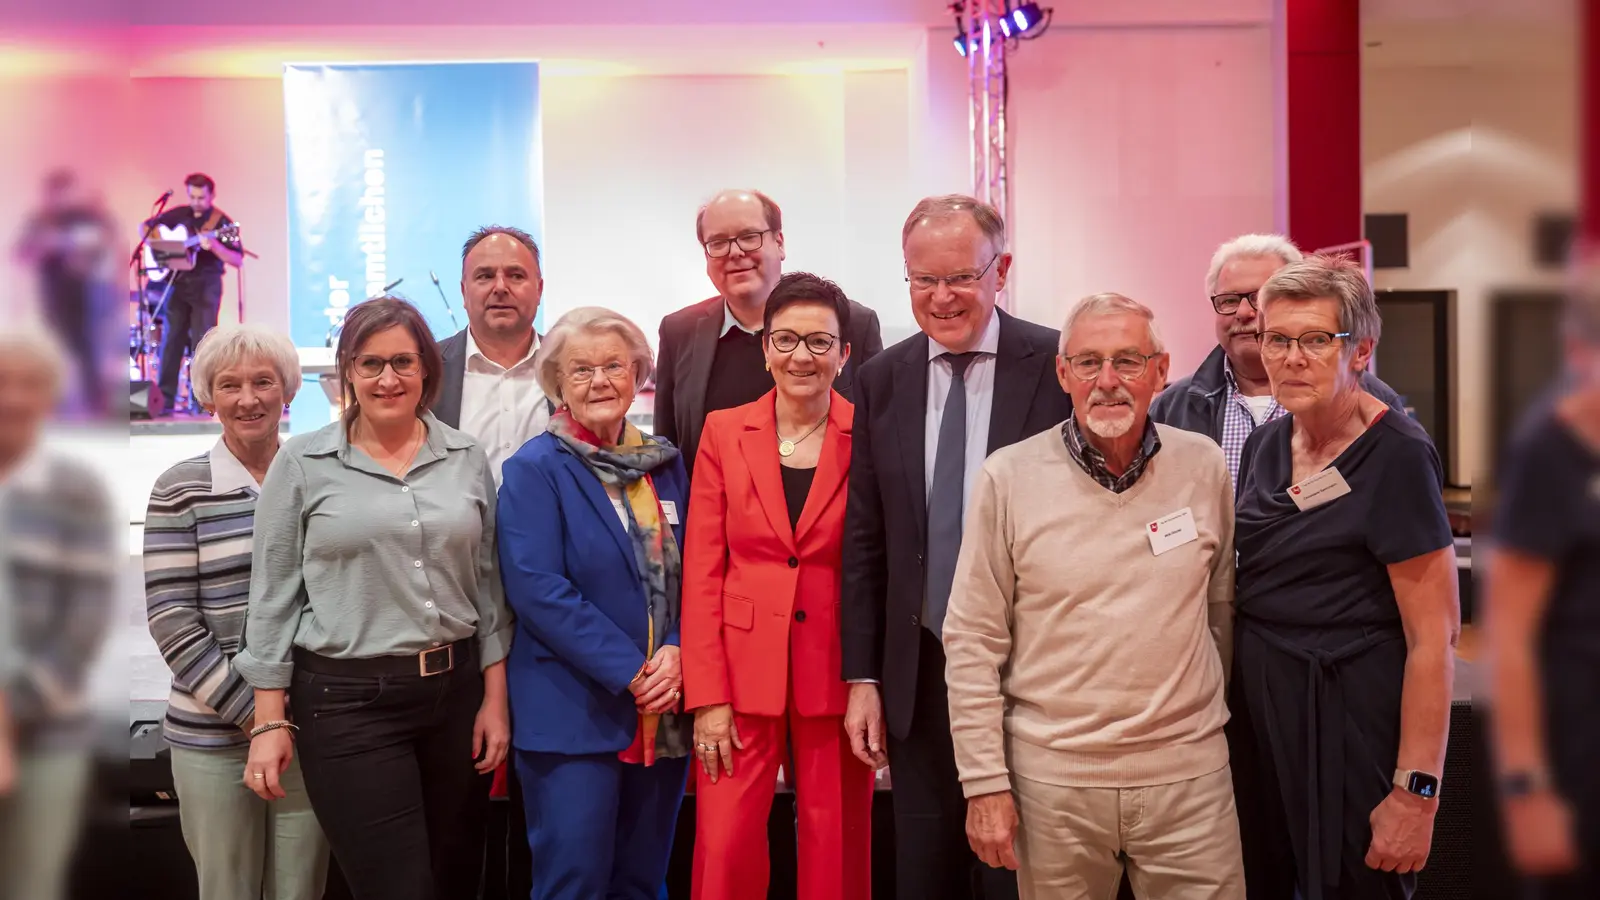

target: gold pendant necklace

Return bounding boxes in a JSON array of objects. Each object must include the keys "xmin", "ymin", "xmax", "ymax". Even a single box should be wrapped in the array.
[{"xmin": 777, "ymin": 414, "xmax": 828, "ymax": 458}]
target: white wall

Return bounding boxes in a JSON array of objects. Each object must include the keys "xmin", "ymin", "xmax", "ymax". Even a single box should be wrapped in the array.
[{"xmin": 1363, "ymin": 19, "xmax": 1579, "ymax": 485}]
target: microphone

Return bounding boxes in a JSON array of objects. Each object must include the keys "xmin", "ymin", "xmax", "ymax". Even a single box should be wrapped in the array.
[
  {"xmin": 367, "ymin": 278, "xmax": 403, "ymax": 300},
  {"xmin": 430, "ymin": 270, "xmax": 462, "ymax": 332},
  {"xmin": 156, "ymin": 188, "xmax": 173, "ymax": 205}
]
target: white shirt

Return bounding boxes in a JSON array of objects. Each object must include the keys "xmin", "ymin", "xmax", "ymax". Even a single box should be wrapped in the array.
[
  {"xmin": 461, "ymin": 329, "xmax": 549, "ymax": 483},
  {"xmin": 1241, "ymin": 393, "xmax": 1278, "ymax": 426},
  {"xmin": 722, "ymin": 300, "xmax": 762, "ymax": 336},
  {"xmin": 209, "ymin": 439, "xmax": 262, "ymax": 495},
  {"xmin": 924, "ymin": 311, "xmax": 1001, "ymax": 506}
]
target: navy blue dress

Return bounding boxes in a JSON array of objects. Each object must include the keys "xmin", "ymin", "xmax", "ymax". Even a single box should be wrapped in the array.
[
  {"xmin": 1491, "ymin": 407, "xmax": 1600, "ymax": 894},
  {"xmin": 1229, "ymin": 409, "xmax": 1453, "ymax": 900}
]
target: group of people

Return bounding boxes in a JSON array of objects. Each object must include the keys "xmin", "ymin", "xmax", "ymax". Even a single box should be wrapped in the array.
[{"xmin": 136, "ymin": 186, "xmax": 1593, "ymax": 900}]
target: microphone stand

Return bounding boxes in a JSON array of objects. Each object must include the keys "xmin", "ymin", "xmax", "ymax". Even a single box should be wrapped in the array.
[{"xmin": 430, "ymin": 271, "xmax": 462, "ymax": 332}]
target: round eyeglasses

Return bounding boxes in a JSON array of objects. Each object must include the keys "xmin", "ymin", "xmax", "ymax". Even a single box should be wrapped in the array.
[
  {"xmin": 768, "ymin": 330, "xmax": 838, "ymax": 355},
  {"xmin": 352, "ymin": 353, "xmax": 421, "ymax": 379}
]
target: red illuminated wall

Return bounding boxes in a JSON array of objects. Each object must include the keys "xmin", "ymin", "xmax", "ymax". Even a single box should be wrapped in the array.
[{"xmin": 1285, "ymin": 0, "xmax": 1361, "ymax": 253}]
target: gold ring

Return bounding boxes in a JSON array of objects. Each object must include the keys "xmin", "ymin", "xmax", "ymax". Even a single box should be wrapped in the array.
[{"xmin": 252, "ymin": 773, "xmax": 264, "ymax": 779}]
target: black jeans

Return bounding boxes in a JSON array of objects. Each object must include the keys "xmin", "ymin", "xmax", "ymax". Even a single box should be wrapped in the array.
[
  {"xmin": 157, "ymin": 274, "xmax": 222, "ymax": 405},
  {"xmin": 290, "ymin": 649, "xmax": 492, "ymax": 900}
]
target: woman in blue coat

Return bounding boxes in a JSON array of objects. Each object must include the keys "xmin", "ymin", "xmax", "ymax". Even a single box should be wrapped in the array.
[{"xmin": 497, "ymin": 307, "xmax": 692, "ymax": 900}]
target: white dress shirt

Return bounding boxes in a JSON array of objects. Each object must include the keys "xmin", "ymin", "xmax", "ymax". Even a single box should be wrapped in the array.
[
  {"xmin": 461, "ymin": 329, "xmax": 549, "ymax": 483},
  {"xmin": 925, "ymin": 311, "xmax": 1001, "ymax": 506}
]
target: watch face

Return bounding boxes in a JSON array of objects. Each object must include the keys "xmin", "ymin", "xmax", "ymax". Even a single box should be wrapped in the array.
[{"xmin": 1407, "ymin": 771, "xmax": 1440, "ymax": 799}]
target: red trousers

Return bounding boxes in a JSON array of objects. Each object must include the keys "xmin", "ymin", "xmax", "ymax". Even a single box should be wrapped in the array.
[{"xmin": 690, "ymin": 703, "xmax": 874, "ymax": 900}]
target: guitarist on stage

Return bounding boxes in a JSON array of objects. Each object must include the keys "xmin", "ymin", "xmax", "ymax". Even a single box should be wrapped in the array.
[{"xmin": 142, "ymin": 172, "xmax": 244, "ymax": 414}]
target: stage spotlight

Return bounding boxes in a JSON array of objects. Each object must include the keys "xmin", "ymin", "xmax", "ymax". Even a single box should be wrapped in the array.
[
  {"xmin": 954, "ymin": 29, "xmax": 969, "ymax": 56},
  {"xmin": 1012, "ymin": 3, "xmax": 1046, "ymax": 34}
]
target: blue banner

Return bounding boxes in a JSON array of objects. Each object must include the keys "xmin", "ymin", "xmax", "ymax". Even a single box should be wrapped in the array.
[{"xmin": 284, "ymin": 62, "xmax": 543, "ymax": 431}]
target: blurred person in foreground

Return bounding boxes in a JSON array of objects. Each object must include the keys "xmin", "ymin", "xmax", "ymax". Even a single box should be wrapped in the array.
[
  {"xmin": 1485, "ymin": 250, "xmax": 1600, "ymax": 896},
  {"xmin": 143, "ymin": 324, "xmax": 330, "ymax": 900},
  {"xmin": 12, "ymin": 169, "xmax": 117, "ymax": 417},
  {"xmin": 235, "ymin": 297, "xmax": 512, "ymax": 900},
  {"xmin": 0, "ymin": 322, "xmax": 116, "ymax": 900},
  {"xmin": 943, "ymin": 293, "xmax": 1244, "ymax": 898},
  {"xmin": 683, "ymin": 274, "xmax": 874, "ymax": 900},
  {"xmin": 496, "ymin": 307, "xmax": 691, "ymax": 898},
  {"xmin": 1230, "ymin": 254, "xmax": 1459, "ymax": 900}
]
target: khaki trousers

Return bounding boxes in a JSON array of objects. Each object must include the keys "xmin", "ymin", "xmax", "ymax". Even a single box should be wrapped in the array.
[{"xmin": 1012, "ymin": 763, "xmax": 1245, "ymax": 900}]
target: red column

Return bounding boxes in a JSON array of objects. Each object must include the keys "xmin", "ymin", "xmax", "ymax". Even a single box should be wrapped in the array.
[
  {"xmin": 1583, "ymin": 0, "xmax": 1600, "ymax": 242},
  {"xmin": 1285, "ymin": 0, "xmax": 1362, "ymax": 253}
]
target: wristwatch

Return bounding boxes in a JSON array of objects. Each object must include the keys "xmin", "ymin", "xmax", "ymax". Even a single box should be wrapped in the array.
[
  {"xmin": 1497, "ymin": 768, "xmax": 1551, "ymax": 798},
  {"xmin": 1393, "ymin": 768, "xmax": 1442, "ymax": 800}
]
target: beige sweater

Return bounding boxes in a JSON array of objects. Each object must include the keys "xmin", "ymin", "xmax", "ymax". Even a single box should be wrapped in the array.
[{"xmin": 944, "ymin": 424, "xmax": 1235, "ymax": 796}]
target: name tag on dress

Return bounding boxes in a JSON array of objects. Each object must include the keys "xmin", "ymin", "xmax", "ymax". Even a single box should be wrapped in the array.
[
  {"xmin": 1147, "ymin": 507, "xmax": 1199, "ymax": 556},
  {"xmin": 660, "ymin": 500, "xmax": 680, "ymax": 525},
  {"xmin": 1288, "ymin": 467, "xmax": 1353, "ymax": 511}
]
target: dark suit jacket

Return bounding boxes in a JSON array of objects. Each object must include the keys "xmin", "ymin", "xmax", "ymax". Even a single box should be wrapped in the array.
[
  {"xmin": 433, "ymin": 329, "xmax": 471, "ymax": 430},
  {"xmin": 839, "ymin": 309, "xmax": 1074, "ymax": 740},
  {"xmin": 653, "ymin": 295, "xmax": 883, "ymax": 479}
]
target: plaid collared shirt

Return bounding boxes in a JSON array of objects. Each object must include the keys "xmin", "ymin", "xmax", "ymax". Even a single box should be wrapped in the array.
[
  {"xmin": 1061, "ymin": 415, "xmax": 1163, "ymax": 493},
  {"xmin": 1220, "ymin": 356, "xmax": 1286, "ymax": 488}
]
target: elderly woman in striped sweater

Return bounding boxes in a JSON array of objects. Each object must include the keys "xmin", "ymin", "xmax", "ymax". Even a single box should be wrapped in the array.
[{"xmin": 143, "ymin": 324, "xmax": 329, "ymax": 900}]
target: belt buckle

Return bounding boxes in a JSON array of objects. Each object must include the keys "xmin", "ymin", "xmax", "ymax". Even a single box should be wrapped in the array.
[{"xmin": 419, "ymin": 644, "xmax": 454, "ymax": 677}]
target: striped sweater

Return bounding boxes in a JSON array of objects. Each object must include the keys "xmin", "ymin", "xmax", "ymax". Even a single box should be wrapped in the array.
[{"xmin": 143, "ymin": 441, "xmax": 262, "ymax": 750}]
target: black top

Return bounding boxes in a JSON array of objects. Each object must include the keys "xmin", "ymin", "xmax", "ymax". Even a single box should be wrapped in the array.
[
  {"xmin": 1491, "ymin": 408, "xmax": 1600, "ymax": 631},
  {"xmin": 146, "ymin": 206, "xmax": 239, "ymax": 281},
  {"xmin": 1235, "ymin": 409, "xmax": 1453, "ymax": 627},
  {"xmin": 779, "ymin": 464, "xmax": 816, "ymax": 530},
  {"xmin": 704, "ymin": 327, "xmax": 774, "ymax": 421}
]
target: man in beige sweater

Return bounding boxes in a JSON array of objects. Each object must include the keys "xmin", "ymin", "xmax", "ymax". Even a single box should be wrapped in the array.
[{"xmin": 943, "ymin": 293, "xmax": 1245, "ymax": 899}]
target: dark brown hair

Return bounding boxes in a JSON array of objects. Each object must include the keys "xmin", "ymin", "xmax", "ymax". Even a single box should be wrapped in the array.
[
  {"xmin": 184, "ymin": 172, "xmax": 216, "ymax": 194},
  {"xmin": 335, "ymin": 296, "xmax": 443, "ymax": 432},
  {"xmin": 763, "ymin": 271, "xmax": 851, "ymax": 337}
]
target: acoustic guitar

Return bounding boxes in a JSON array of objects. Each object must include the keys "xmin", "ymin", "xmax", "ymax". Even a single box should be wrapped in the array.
[{"xmin": 141, "ymin": 221, "xmax": 241, "ymax": 283}]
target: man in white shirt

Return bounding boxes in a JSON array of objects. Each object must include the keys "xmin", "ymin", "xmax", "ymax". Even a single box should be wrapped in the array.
[{"xmin": 434, "ymin": 225, "xmax": 552, "ymax": 482}]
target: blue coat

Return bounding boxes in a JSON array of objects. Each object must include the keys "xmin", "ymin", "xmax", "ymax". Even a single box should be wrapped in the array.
[{"xmin": 496, "ymin": 432, "xmax": 689, "ymax": 755}]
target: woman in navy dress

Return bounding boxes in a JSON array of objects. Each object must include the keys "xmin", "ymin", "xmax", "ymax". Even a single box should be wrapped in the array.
[
  {"xmin": 1230, "ymin": 253, "xmax": 1461, "ymax": 900},
  {"xmin": 1484, "ymin": 270, "xmax": 1600, "ymax": 897}
]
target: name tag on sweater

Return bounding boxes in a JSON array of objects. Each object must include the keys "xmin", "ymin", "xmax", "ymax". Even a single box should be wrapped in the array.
[
  {"xmin": 1288, "ymin": 467, "xmax": 1352, "ymax": 511},
  {"xmin": 1146, "ymin": 507, "xmax": 1198, "ymax": 556},
  {"xmin": 660, "ymin": 500, "xmax": 680, "ymax": 525}
]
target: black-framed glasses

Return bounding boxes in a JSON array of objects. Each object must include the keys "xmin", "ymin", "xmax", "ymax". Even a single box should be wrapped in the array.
[
  {"xmin": 1255, "ymin": 330, "xmax": 1351, "ymax": 359},
  {"xmin": 352, "ymin": 353, "xmax": 421, "ymax": 379},
  {"xmin": 566, "ymin": 361, "xmax": 633, "ymax": 384},
  {"xmin": 1210, "ymin": 290, "xmax": 1260, "ymax": 315},
  {"xmin": 703, "ymin": 230, "xmax": 772, "ymax": 258},
  {"xmin": 905, "ymin": 254, "xmax": 1000, "ymax": 292},
  {"xmin": 769, "ymin": 330, "xmax": 838, "ymax": 355},
  {"xmin": 1060, "ymin": 351, "xmax": 1160, "ymax": 382}
]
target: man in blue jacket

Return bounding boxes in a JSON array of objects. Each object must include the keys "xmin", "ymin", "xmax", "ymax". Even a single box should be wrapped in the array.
[{"xmin": 1150, "ymin": 233, "xmax": 1407, "ymax": 486}]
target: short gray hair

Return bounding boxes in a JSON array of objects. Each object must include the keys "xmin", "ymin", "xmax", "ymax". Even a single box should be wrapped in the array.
[
  {"xmin": 1059, "ymin": 292, "xmax": 1166, "ymax": 355},
  {"xmin": 190, "ymin": 324, "xmax": 303, "ymax": 407},
  {"xmin": 1258, "ymin": 253, "xmax": 1383, "ymax": 344},
  {"xmin": 537, "ymin": 307, "xmax": 655, "ymax": 404},
  {"xmin": 1205, "ymin": 233, "xmax": 1303, "ymax": 296},
  {"xmin": 901, "ymin": 194, "xmax": 1006, "ymax": 254},
  {"xmin": 0, "ymin": 320, "xmax": 67, "ymax": 398}
]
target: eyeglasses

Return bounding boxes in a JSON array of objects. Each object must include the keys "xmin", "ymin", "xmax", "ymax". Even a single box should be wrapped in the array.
[
  {"xmin": 703, "ymin": 230, "xmax": 772, "ymax": 258},
  {"xmin": 906, "ymin": 254, "xmax": 1000, "ymax": 293},
  {"xmin": 352, "ymin": 354, "xmax": 421, "ymax": 378},
  {"xmin": 215, "ymin": 377, "xmax": 281, "ymax": 396},
  {"xmin": 1060, "ymin": 352, "xmax": 1160, "ymax": 382},
  {"xmin": 1210, "ymin": 291, "xmax": 1260, "ymax": 315},
  {"xmin": 768, "ymin": 330, "xmax": 838, "ymax": 355},
  {"xmin": 567, "ymin": 361, "xmax": 633, "ymax": 384},
  {"xmin": 1255, "ymin": 330, "xmax": 1351, "ymax": 359}
]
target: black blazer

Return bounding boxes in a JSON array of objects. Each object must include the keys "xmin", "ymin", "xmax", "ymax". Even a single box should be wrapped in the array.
[
  {"xmin": 432, "ymin": 329, "xmax": 471, "ymax": 429},
  {"xmin": 839, "ymin": 309, "xmax": 1074, "ymax": 741},
  {"xmin": 653, "ymin": 295, "xmax": 883, "ymax": 478}
]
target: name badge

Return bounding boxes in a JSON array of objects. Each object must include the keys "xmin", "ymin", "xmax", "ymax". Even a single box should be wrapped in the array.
[
  {"xmin": 660, "ymin": 500, "xmax": 680, "ymax": 525},
  {"xmin": 1147, "ymin": 507, "xmax": 1199, "ymax": 556},
  {"xmin": 1288, "ymin": 467, "xmax": 1353, "ymax": 511}
]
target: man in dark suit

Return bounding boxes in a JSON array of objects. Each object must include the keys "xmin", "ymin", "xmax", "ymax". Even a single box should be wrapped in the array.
[
  {"xmin": 653, "ymin": 188, "xmax": 883, "ymax": 475},
  {"xmin": 432, "ymin": 225, "xmax": 552, "ymax": 483},
  {"xmin": 840, "ymin": 195, "xmax": 1073, "ymax": 900}
]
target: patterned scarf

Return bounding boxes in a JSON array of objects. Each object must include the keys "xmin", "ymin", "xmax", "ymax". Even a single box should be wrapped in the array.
[{"xmin": 547, "ymin": 408, "xmax": 690, "ymax": 763}]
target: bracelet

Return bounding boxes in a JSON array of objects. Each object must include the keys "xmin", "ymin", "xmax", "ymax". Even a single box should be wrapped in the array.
[{"xmin": 249, "ymin": 720, "xmax": 299, "ymax": 739}]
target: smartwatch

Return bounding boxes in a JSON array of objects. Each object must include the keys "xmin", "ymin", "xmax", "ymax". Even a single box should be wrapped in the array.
[{"xmin": 1393, "ymin": 768, "xmax": 1441, "ymax": 800}]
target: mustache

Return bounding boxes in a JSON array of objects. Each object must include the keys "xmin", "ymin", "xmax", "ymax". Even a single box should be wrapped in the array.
[{"xmin": 1088, "ymin": 386, "xmax": 1134, "ymax": 406}]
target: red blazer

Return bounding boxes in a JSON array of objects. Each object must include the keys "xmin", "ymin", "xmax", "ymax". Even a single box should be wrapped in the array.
[{"xmin": 682, "ymin": 390, "xmax": 853, "ymax": 719}]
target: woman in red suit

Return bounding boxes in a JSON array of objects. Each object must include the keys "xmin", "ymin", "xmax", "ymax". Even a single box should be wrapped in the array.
[{"xmin": 682, "ymin": 272, "xmax": 876, "ymax": 900}]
